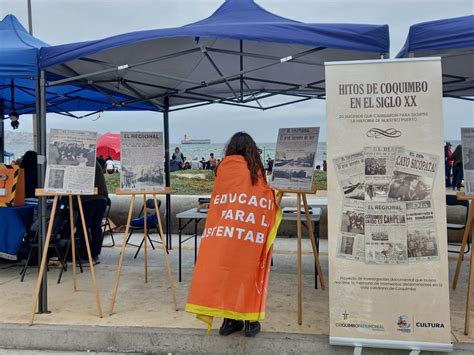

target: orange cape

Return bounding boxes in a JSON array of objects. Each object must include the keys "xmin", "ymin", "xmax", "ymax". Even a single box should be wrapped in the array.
[{"xmin": 185, "ymin": 155, "xmax": 282, "ymax": 330}]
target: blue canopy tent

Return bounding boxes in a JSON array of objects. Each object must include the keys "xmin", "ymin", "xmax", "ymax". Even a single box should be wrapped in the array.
[
  {"xmin": 0, "ymin": 14, "xmax": 161, "ymax": 313},
  {"xmin": 397, "ymin": 15, "xmax": 474, "ymax": 101},
  {"xmin": 39, "ymin": 0, "xmax": 389, "ymax": 250},
  {"xmin": 0, "ymin": 14, "xmax": 159, "ymax": 161},
  {"xmin": 36, "ymin": 0, "xmax": 389, "ymax": 314}
]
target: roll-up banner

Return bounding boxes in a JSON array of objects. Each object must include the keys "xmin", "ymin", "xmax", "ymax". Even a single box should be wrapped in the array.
[{"xmin": 325, "ymin": 58, "xmax": 452, "ymax": 352}]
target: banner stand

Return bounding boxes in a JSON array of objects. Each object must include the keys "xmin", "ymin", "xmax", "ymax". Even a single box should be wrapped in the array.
[
  {"xmin": 29, "ymin": 188, "xmax": 103, "ymax": 325},
  {"xmin": 109, "ymin": 187, "xmax": 178, "ymax": 316},
  {"xmin": 330, "ymin": 337, "xmax": 452, "ymax": 353},
  {"xmin": 276, "ymin": 189, "xmax": 325, "ymax": 325},
  {"xmin": 452, "ymin": 192, "xmax": 474, "ymax": 335}
]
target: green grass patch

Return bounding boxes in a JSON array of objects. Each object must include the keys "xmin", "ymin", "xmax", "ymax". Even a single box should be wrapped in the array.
[{"xmin": 105, "ymin": 169, "xmax": 327, "ymax": 195}]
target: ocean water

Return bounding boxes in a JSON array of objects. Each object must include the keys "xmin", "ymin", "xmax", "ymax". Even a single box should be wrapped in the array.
[
  {"xmin": 5, "ymin": 132, "xmax": 328, "ymax": 166},
  {"xmin": 173, "ymin": 142, "xmax": 327, "ymax": 165}
]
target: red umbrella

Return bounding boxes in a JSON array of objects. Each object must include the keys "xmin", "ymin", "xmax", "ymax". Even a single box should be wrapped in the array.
[{"xmin": 97, "ymin": 132, "xmax": 120, "ymax": 160}]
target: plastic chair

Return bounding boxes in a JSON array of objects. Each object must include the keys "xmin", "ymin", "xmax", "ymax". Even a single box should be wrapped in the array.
[
  {"xmin": 102, "ymin": 197, "xmax": 115, "ymax": 247},
  {"xmin": 125, "ymin": 198, "xmax": 164, "ymax": 258},
  {"xmin": 20, "ymin": 203, "xmax": 82, "ymax": 283},
  {"xmin": 446, "ymin": 194, "xmax": 471, "ymax": 254}
]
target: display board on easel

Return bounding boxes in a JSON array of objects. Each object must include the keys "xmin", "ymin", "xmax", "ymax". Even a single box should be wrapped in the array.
[
  {"xmin": 270, "ymin": 127, "xmax": 325, "ymax": 325},
  {"xmin": 109, "ymin": 131, "xmax": 177, "ymax": 315},
  {"xmin": 451, "ymin": 128, "xmax": 474, "ymax": 335},
  {"xmin": 30, "ymin": 128, "xmax": 102, "ymax": 325},
  {"xmin": 326, "ymin": 58, "xmax": 452, "ymax": 352},
  {"xmin": 120, "ymin": 131, "xmax": 165, "ymax": 191},
  {"xmin": 45, "ymin": 128, "xmax": 97, "ymax": 194}
]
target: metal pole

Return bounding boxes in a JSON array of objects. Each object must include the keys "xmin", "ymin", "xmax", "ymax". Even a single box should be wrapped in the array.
[
  {"xmin": 163, "ymin": 97, "xmax": 172, "ymax": 249},
  {"xmin": 37, "ymin": 71, "xmax": 49, "ymax": 313},
  {"xmin": 239, "ymin": 40, "xmax": 243, "ymax": 102},
  {"xmin": 27, "ymin": 0, "xmax": 39, "ymax": 151},
  {"xmin": 0, "ymin": 99, "xmax": 4, "ymax": 164},
  {"xmin": 27, "ymin": 0, "xmax": 33, "ymax": 34}
]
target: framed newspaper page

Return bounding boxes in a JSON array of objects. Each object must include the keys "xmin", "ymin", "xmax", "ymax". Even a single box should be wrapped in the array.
[
  {"xmin": 270, "ymin": 127, "xmax": 319, "ymax": 191},
  {"xmin": 326, "ymin": 58, "xmax": 451, "ymax": 352},
  {"xmin": 45, "ymin": 129, "xmax": 97, "ymax": 195},
  {"xmin": 120, "ymin": 131, "xmax": 165, "ymax": 192},
  {"xmin": 461, "ymin": 128, "xmax": 474, "ymax": 195}
]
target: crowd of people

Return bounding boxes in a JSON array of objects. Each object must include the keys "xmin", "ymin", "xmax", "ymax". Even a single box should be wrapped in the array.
[
  {"xmin": 171, "ymin": 147, "xmax": 220, "ymax": 172},
  {"xmin": 445, "ymin": 142, "xmax": 464, "ymax": 191},
  {"xmin": 48, "ymin": 142, "xmax": 95, "ymax": 167}
]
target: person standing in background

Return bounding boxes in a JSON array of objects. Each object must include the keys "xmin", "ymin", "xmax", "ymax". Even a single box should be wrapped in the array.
[
  {"xmin": 452, "ymin": 145, "xmax": 463, "ymax": 191},
  {"xmin": 209, "ymin": 153, "xmax": 217, "ymax": 170},
  {"xmin": 445, "ymin": 142, "xmax": 453, "ymax": 187}
]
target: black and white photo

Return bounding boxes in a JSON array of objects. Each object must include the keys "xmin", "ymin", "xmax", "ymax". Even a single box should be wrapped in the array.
[
  {"xmin": 120, "ymin": 131, "xmax": 165, "ymax": 192},
  {"xmin": 270, "ymin": 127, "xmax": 319, "ymax": 190},
  {"xmin": 45, "ymin": 129, "xmax": 97, "ymax": 194},
  {"xmin": 333, "ymin": 151, "xmax": 365, "ymax": 200}
]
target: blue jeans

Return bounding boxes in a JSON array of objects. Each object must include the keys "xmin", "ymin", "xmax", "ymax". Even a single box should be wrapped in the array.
[
  {"xmin": 452, "ymin": 166, "xmax": 464, "ymax": 189},
  {"xmin": 445, "ymin": 163, "xmax": 452, "ymax": 187}
]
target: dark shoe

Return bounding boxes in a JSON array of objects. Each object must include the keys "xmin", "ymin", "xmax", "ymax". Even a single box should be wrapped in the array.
[
  {"xmin": 219, "ymin": 318, "xmax": 244, "ymax": 336},
  {"xmin": 244, "ymin": 321, "xmax": 261, "ymax": 337}
]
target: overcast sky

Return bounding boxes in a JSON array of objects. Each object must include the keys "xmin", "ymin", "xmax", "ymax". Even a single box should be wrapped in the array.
[{"xmin": 1, "ymin": 0, "xmax": 473, "ymax": 142}]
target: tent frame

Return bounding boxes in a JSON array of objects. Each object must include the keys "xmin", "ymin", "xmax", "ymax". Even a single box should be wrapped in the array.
[
  {"xmin": 35, "ymin": 35, "xmax": 387, "ymax": 311},
  {"xmin": 38, "ymin": 43, "xmax": 334, "ymax": 255}
]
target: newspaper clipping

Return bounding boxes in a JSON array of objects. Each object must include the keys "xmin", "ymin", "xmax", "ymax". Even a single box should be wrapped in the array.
[
  {"xmin": 388, "ymin": 148, "xmax": 438, "ymax": 202},
  {"xmin": 338, "ymin": 198, "xmax": 365, "ymax": 260},
  {"xmin": 364, "ymin": 146, "xmax": 399, "ymax": 201},
  {"xmin": 333, "ymin": 151, "xmax": 365, "ymax": 200},
  {"xmin": 461, "ymin": 128, "xmax": 474, "ymax": 195},
  {"xmin": 406, "ymin": 200, "xmax": 438, "ymax": 262},
  {"xmin": 364, "ymin": 201, "xmax": 407, "ymax": 264},
  {"xmin": 270, "ymin": 127, "xmax": 319, "ymax": 190},
  {"xmin": 120, "ymin": 131, "xmax": 165, "ymax": 192},
  {"xmin": 45, "ymin": 129, "xmax": 97, "ymax": 194}
]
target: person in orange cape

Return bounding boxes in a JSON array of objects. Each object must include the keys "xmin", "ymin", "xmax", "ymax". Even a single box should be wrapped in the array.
[{"xmin": 185, "ymin": 132, "xmax": 282, "ymax": 337}]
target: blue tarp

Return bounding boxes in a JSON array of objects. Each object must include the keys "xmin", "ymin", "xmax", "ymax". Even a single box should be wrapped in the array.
[
  {"xmin": 0, "ymin": 14, "xmax": 158, "ymax": 114},
  {"xmin": 0, "ymin": 15, "xmax": 46, "ymax": 78},
  {"xmin": 40, "ymin": 0, "xmax": 389, "ymax": 68},
  {"xmin": 397, "ymin": 15, "xmax": 474, "ymax": 57},
  {"xmin": 37, "ymin": 0, "xmax": 389, "ymax": 110},
  {"xmin": 397, "ymin": 15, "xmax": 474, "ymax": 99}
]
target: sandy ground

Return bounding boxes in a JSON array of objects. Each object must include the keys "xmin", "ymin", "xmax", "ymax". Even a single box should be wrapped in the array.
[{"xmin": 0, "ymin": 233, "xmax": 473, "ymax": 344}]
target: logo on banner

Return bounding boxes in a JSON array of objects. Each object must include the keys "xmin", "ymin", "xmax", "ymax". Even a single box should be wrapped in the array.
[
  {"xmin": 415, "ymin": 321, "xmax": 445, "ymax": 329},
  {"xmin": 335, "ymin": 311, "xmax": 385, "ymax": 332},
  {"xmin": 396, "ymin": 315, "xmax": 412, "ymax": 333}
]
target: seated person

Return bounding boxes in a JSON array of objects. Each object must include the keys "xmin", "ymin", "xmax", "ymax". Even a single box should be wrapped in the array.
[
  {"xmin": 20, "ymin": 151, "xmax": 38, "ymax": 198},
  {"xmin": 172, "ymin": 147, "xmax": 185, "ymax": 170},
  {"xmin": 75, "ymin": 161, "xmax": 108, "ymax": 264},
  {"xmin": 105, "ymin": 157, "xmax": 115, "ymax": 174}
]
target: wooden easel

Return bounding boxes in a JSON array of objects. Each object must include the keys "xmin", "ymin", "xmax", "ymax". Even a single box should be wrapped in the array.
[
  {"xmin": 276, "ymin": 189, "xmax": 325, "ymax": 325},
  {"xmin": 29, "ymin": 188, "xmax": 103, "ymax": 325},
  {"xmin": 451, "ymin": 192, "xmax": 474, "ymax": 335},
  {"xmin": 109, "ymin": 187, "xmax": 178, "ymax": 315}
]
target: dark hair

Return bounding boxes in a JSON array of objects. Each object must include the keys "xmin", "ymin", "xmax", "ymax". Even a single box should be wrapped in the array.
[{"xmin": 219, "ymin": 132, "xmax": 264, "ymax": 185}]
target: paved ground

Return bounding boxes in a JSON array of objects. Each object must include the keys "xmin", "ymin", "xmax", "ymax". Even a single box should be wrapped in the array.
[{"xmin": 1, "ymin": 232, "xmax": 474, "ymax": 353}]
